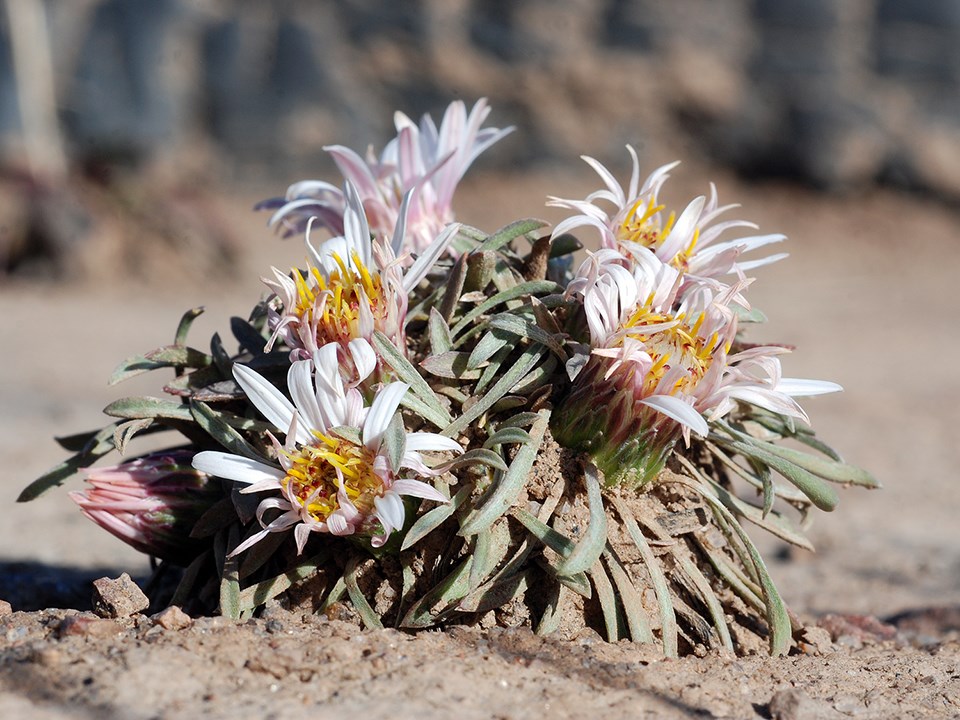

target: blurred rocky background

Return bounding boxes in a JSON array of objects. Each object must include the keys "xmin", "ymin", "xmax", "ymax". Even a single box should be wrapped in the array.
[{"xmin": 1, "ymin": 0, "xmax": 959, "ymax": 276}]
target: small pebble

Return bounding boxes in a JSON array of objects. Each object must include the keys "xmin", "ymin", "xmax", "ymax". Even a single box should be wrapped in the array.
[
  {"xmin": 151, "ymin": 606, "xmax": 193, "ymax": 631},
  {"xmin": 0, "ymin": 599, "xmax": 12, "ymax": 617},
  {"xmin": 92, "ymin": 573, "xmax": 149, "ymax": 618}
]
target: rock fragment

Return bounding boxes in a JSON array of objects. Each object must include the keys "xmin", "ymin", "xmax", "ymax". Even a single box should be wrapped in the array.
[
  {"xmin": 151, "ymin": 605, "xmax": 193, "ymax": 631},
  {"xmin": 91, "ymin": 573, "xmax": 149, "ymax": 618}
]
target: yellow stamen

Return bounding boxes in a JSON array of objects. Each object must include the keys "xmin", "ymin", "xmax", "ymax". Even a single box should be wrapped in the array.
[
  {"xmin": 621, "ymin": 298, "xmax": 717, "ymax": 396},
  {"xmin": 281, "ymin": 438, "xmax": 384, "ymax": 522},
  {"xmin": 286, "ymin": 251, "xmax": 390, "ymax": 349},
  {"xmin": 617, "ymin": 198, "xmax": 699, "ymax": 272}
]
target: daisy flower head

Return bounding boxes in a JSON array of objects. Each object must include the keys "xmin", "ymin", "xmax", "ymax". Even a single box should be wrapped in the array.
[
  {"xmin": 192, "ymin": 340, "xmax": 461, "ymax": 554},
  {"xmin": 554, "ymin": 249, "xmax": 839, "ymax": 487},
  {"xmin": 264, "ymin": 180, "xmax": 459, "ymax": 370},
  {"xmin": 548, "ymin": 146, "xmax": 788, "ymax": 282},
  {"xmin": 260, "ymin": 98, "xmax": 513, "ymax": 258}
]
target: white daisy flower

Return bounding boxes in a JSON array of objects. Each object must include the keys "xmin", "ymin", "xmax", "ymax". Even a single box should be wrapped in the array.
[
  {"xmin": 548, "ymin": 146, "xmax": 787, "ymax": 282},
  {"xmin": 263, "ymin": 180, "xmax": 459, "ymax": 368},
  {"xmin": 555, "ymin": 248, "xmax": 839, "ymax": 487},
  {"xmin": 192, "ymin": 340, "xmax": 460, "ymax": 554},
  {"xmin": 260, "ymin": 98, "xmax": 513, "ymax": 257}
]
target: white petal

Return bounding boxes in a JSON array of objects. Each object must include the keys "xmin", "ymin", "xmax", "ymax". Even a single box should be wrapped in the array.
[
  {"xmin": 391, "ymin": 478, "xmax": 449, "ymax": 503},
  {"xmin": 404, "ymin": 432, "xmax": 464, "ymax": 453},
  {"xmin": 374, "ymin": 492, "xmax": 405, "ymax": 534},
  {"xmin": 287, "ymin": 360, "xmax": 324, "ymax": 435},
  {"xmin": 192, "ymin": 451, "xmax": 284, "ymax": 485},
  {"xmin": 658, "ymin": 195, "xmax": 705, "ymax": 262},
  {"xmin": 348, "ymin": 338, "xmax": 377, "ymax": 384},
  {"xmin": 233, "ymin": 364, "xmax": 308, "ymax": 443},
  {"xmin": 402, "ymin": 223, "xmax": 461, "ymax": 293},
  {"xmin": 640, "ymin": 395, "xmax": 709, "ymax": 437},
  {"xmin": 776, "ymin": 378, "xmax": 843, "ymax": 396},
  {"xmin": 363, "ymin": 382, "xmax": 409, "ymax": 450}
]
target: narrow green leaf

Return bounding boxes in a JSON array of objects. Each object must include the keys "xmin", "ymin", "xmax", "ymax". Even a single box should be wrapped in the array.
[
  {"xmin": 482, "ymin": 427, "xmax": 532, "ymax": 449},
  {"xmin": 401, "ymin": 485, "xmax": 471, "ymax": 551},
  {"xmin": 231, "ymin": 316, "xmax": 267, "ymax": 356},
  {"xmin": 610, "ymin": 496, "xmax": 678, "ymax": 658},
  {"xmin": 725, "ymin": 439, "xmax": 839, "ymax": 511},
  {"xmin": 400, "ymin": 557, "xmax": 473, "ymax": 628},
  {"xmin": 113, "ymin": 418, "xmax": 153, "ymax": 456},
  {"xmin": 487, "ymin": 312, "xmax": 567, "ymax": 360},
  {"xmin": 344, "ymin": 556, "xmax": 384, "ymax": 630},
  {"xmin": 440, "ymin": 448, "xmax": 508, "ymax": 473},
  {"xmin": 104, "ymin": 396, "xmax": 193, "ymax": 422},
  {"xmin": 458, "ymin": 409, "xmax": 549, "ymax": 536},
  {"xmin": 719, "ymin": 422, "xmax": 876, "ymax": 487},
  {"xmin": 497, "ymin": 412, "xmax": 542, "ymax": 429},
  {"xmin": 472, "ymin": 346, "xmax": 511, "ymax": 396},
  {"xmin": 373, "ymin": 331, "xmax": 452, "ymax": 428},
  {"xmin": 18, "ymin": 423, "xmax": 122, "ymax": 501},
  {"xmin": 175, "ymin": 306, "xmax": 205, "ymax": 346},
  {"xmin": 678, "ymin": 478, "xmax": 793, "ymax": 656},
  {"xmin": 383, "ymin": 412, "xmax": 407, "ymax": 474},
  {"xmin": 467, "ymin": 328, "xmax": 511, "ymax": 370},
  {"xmin": 676, "ymin": 554, "xmax": 734, "ymax": 652},
  {"xmin": 449, "ymin": 280, "xmax": 561, "ymax": 339},
  {"xmin": 535, "ymin": 584, "xmax": 568, "ymax": 636},
  {"xmin": 752, "ymin": 440, "xmax": 878, "ymax": 488},
  {"xmin": 190, "ymin": 400, "xmax": 264, "ymax": 463},
  {"xmin": 556, "ymin": 463, "xmax": 608, "ymax": 577},
  {"xmin": 146, "ymin": 345, "xmax": 213, "ymax": 368},
  {"xmin": 457, "ymin": 570, "xmax": 531, "ymax": 614},
  {"xmin": 441, "ymin": 349, "xmax": 544, "ymax": 440},
  {"xmin": 602, "ymin": 548, "xmax": 654, "ymax": 643},
  {"xmin": 420, "ymin": 351, "xmax": 483, "ymax": 380},
  {"xmin": 108, "ymin": 355, "xmax": 166, "ymax": 385},
  {"xmin": 399, "ymin": 393, "xmax": 451, "ymax": 432},
  {"xmin": 706, "ymin": 441, "xmax": 811, "ymax": 505},
  {"xmin": 237, "ymin": 550, "xmax": 332, "ymax": 611},
  {"xmin": 510, "ymin": 508, "xmax": 575, "ymax": 556},
  {"xmin": 428, "ymin": 308, "xmax": 453, "ymax": 355},
  {"xmin": 219, "ymin": 527, "xmax": 241, "ymax": 619},
  {"xmin": 474, "ymin": 218, "xmax": 547, "ymax": 254},
  {"xmin": 588, "ymin": 562, "xmax": 620, "ymax": 641}
]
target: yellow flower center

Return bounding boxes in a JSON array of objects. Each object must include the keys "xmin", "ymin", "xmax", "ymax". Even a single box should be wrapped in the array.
[
  {"xmin": 291, "ymin": 251, "xmax": 388, "ymax": 346},
  {"xmin": 618, "ymin": 197, "xmax": 699, "ymax": 271},
  {"xmin": 282, "ymin": 432, "xmax": 384, "ymax": 522},
  {"xmin": 621, "ymin": 297, "xmax": 721, "ymax": 396}
]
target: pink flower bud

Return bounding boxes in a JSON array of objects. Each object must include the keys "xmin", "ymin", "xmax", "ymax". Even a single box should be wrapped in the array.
[{"xmin": 70, "ymin": 450, "xmax": 222, "ymax": 565}]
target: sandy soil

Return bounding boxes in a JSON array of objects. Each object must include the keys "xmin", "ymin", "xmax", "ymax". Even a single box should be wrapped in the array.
[{"xmin": 1, "ymin": 168, "xmax": 959, "ymax": 718}]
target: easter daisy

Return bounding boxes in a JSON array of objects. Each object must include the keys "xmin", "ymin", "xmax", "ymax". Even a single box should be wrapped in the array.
[{"xmin": 192, "ymin": 341, "xmax": 461, "ymax": 554}]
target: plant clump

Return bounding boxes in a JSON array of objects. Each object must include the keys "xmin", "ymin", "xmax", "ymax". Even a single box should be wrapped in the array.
[{"xmin": 22, "ymin": 98, "xmax": 876, "ymax": 657}]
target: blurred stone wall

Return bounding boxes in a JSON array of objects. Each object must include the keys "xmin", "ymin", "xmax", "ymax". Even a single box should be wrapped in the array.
[{"xmin": 1, "ymin": 0, "xmax": 959, "ymax": 194}]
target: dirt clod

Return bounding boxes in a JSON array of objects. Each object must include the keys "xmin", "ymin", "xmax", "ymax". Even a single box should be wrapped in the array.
[{"xmin": 56, "ymin": 614, "xmax": 122, "ymax": 639}]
